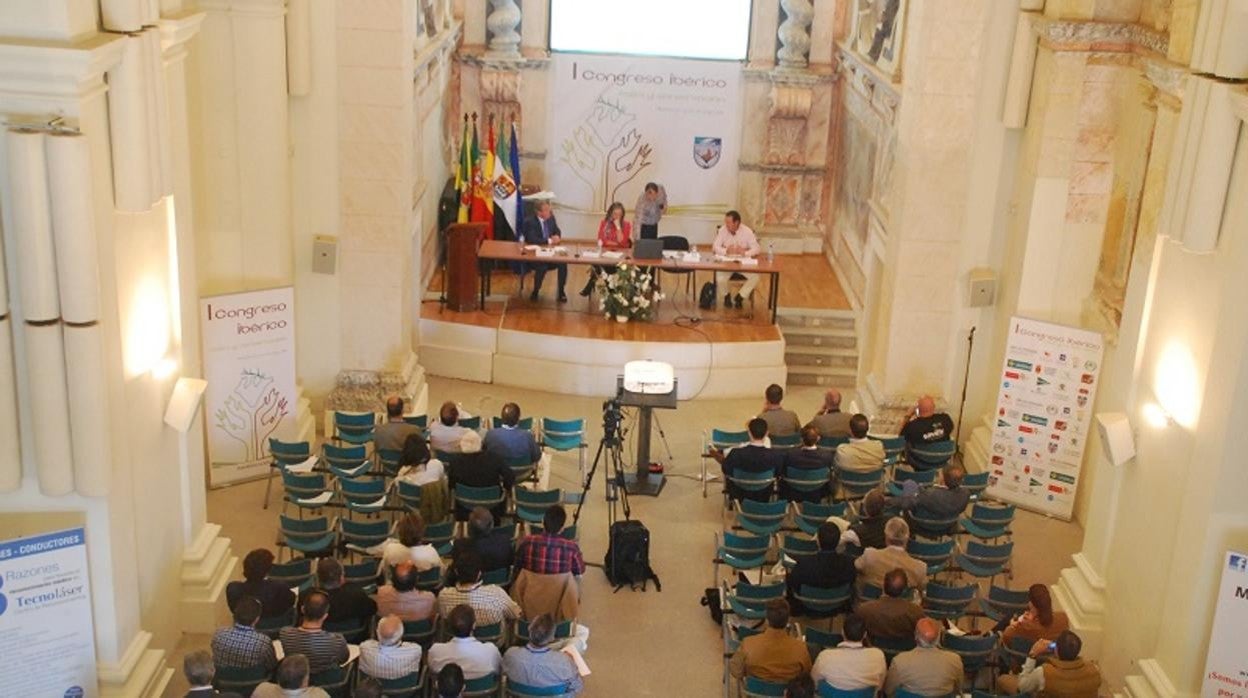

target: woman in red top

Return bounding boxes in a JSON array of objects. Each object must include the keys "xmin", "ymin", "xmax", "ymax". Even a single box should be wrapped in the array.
[{"xmin": 580, "ymin": 202, "xmax": 632, "ymax": 296}]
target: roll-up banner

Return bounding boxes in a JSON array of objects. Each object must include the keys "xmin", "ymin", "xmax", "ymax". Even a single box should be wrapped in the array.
[
  {"xmin": 984, "ymin": 316, "xmax": 1104, "ymax": 520},
  {"xmin": 201, "ymin": 287, "xmax": 296, "ymax": 487}
]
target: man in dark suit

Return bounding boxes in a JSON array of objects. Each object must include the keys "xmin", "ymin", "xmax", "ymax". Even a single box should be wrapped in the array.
[
  {"xmin": 447, "ymin": 430, "xmax": 516, "ymax": 520},
  {"xmin": 779, "ymin": 425, "xmax": 835, "ymax": 501},
  {"xmin": 447, "ymin": 507, "xmax": 515, "ymax": 584},
  {"xmin": 297, "ymin": 557, "xmax": 376, "ymax": 628},
  {"xmin": 520, "ymin": 200, "xmax": 568, "ymax": 302},
  {"xmin": 786, "ymin": 523, "xmax": 856, "ymax": 617},
  {"xmin": 710, "ymin": 418, "xmax": 785, "ymax": 501},
  {"xmin": 183, "ymin": 649, "xmax": 243, "ymax": 698}
]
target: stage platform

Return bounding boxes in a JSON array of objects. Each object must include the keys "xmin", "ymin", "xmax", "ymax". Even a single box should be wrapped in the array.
[{"xmin": 418, "ymin": 254, "xmax": 850, "ymax": 399}]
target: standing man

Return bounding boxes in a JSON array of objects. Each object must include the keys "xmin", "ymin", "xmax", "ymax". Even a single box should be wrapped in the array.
[
  {"xmin": 712, "ymin": 210, "xmax": 761, "ymax": 308},
  {"xmin": 521, "ymin": 201, "xmax": 568, "ymax": 303},
  {"xmin": 634, "ymin": 182, "xmax": 667, "ymax": 240}
]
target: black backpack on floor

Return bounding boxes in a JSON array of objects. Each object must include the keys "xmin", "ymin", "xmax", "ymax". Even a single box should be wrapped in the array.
[
  {"xmin": 698, "ymin": 281, "xmax": 717, "ymax": 310},
  {"xmin": 604, "ymin": 520, "xmax": 661, "ymax": 591}
]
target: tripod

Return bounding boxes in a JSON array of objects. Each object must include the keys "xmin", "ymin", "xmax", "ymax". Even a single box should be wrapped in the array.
[{"xmin": 572, "ymin": 420, "xmax": 631, "ymax": 531}]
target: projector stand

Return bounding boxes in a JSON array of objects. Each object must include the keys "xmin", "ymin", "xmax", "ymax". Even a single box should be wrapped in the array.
[{"xmin": 616, "ymin": 376, "xmax": 677, "ymax": 497}]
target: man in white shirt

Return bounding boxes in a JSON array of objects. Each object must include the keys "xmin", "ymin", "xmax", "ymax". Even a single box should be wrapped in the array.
[
  {"xmin": 812, "ymin": 614, "xmax": 886, "ymax": 691},
  {"xmin": 429, "ymin": 401, "xmax": 469, "ymax": 455},
  {"xmin": 427, "ymin": 604, "xmax": 503, "ymax": 680},
  {"xmin": 711, "ymin": 210, "xmax": 761, "ymax": 308},
  {"xmin": 359, "ymin": 614, "xmax": 422, "ymax": 681}
]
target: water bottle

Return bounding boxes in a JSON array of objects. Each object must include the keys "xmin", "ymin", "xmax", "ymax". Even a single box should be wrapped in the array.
[{"xmin": 767, "ymin": 242, "xmax": 775, "ymax": 264}]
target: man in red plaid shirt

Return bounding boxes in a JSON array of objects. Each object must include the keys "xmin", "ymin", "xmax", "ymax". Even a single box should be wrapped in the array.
[{"xmin": 515, "ymin": 505, "xmax": 585, "ymax": 575}]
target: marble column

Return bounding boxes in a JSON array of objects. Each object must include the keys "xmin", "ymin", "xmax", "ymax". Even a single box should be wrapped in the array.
[
  {"xmin": 777, "ymin": 0, "xmax": 814, "ymax": 69},
  {"xmin": 486, "ymin": 0, "xmax": 521, "ymax": 59}
]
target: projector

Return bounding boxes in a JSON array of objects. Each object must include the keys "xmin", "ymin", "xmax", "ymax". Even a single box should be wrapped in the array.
[{"xmin": 623, "ymin": 360, "xmax": 674, "ymax": 394}]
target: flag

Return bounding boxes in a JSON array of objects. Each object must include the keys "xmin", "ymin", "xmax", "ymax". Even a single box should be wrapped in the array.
[
  {"xmin": 492, "ymin": 122, "xmax": 519, "ymax": 240},
  {"xmin": 510, "ymin": 120, "xmax": 523, "ymax": 228},
  {"xmin": 469, "ymin": 116, "xmax": 493, "ymax": 237},
  {"xmin": 455, "ymin": 115, "xmax": 470, "ymax": 223}
]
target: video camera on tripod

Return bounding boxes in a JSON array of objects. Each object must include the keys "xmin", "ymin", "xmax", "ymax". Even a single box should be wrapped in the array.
[{"xmin": 602, "ymin": 394, "xmax": 624, "ymax": 441}]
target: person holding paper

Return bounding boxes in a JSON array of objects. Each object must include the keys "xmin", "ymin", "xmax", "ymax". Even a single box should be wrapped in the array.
[
  {"xmin": 502, "ymin": 613, "xmax": 584, "ymax": 696},
  {"xmin": 712, "ymin": 210, "xmax": 761, "ymax": 308},
  {"xmin": 579, "ymin": 202, "xmax": 632, "ymax": 297},
  {"xmin": 634, "ymin": 182, "xmax": 667, "ymax": 240},
  {"xmin": 521, "ymin": 201, "xmax": 568, "ymax": 303}
]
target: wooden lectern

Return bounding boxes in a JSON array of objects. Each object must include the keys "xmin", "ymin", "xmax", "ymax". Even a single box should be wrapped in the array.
[{"xmin": 445, "ymin": 223, "xmax": 485, "ymax": 311}]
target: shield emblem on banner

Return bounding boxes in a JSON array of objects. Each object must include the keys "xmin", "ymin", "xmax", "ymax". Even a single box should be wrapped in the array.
[{"xmin": 693, "ymin": 137, "xmax": 722, "ymax": 169}]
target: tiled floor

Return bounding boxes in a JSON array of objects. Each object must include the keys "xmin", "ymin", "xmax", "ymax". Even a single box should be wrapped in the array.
[{"xmin": 166, "ymin": 378, "xmax": 1084, "ymax": 697}]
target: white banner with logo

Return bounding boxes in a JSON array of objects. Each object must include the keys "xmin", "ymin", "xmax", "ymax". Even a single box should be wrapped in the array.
[
  {"xmin": 547, "ymin": 53, "xmax": 742, "ymax": 239},
  {"xmin": 1203, "ymin": 551, "xmax": 1248, "ymax": 698},
  {"xmin": 984, "ymin": 316, "xmax": 1104, "ymax": 520},
  {"xmin": 201, "ymin": 287, "xmax": 297, "ymax": 487},
  {"xmin": 0, "ymin": 528, "xmax": 96, "ymax": 697}
]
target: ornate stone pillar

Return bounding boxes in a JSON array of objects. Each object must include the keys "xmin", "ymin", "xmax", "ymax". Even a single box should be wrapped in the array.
[
  {"xmin": 777, "ymin": 0, "xmax": 815, "ymax": 69},
  {"xmin": 480, "ymin": 68, "xmax": 522, "ymax": 136},
  {"xmin": 486, "ymin": 0, "xmax": 521, "ymax": 59}
]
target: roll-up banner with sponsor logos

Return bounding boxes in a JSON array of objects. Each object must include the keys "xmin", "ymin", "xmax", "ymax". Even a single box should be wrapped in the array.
[
  {"xmin": 985, "ymin": 317, "xmax": 1104, "ymax": 520},
  {"xmin": 0, "ymin": 528, "xmax": 97, "ymax": 697},
  {"xmin": 1203, "ymin": 551, "xmax": 1248, "ymax": 698},
  {"xmin": 547, "ymin": 52, "xmax": 742, "ymax": 238},
  {"xmin": 201, "ymin": 287, "xmax": 296, "ymax": 487}
]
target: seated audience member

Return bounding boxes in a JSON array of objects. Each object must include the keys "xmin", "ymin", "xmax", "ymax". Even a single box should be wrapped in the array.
[
  {"xmin": 395, "ymin": 433, "xmax": 440, "ymax": 486},
  {"xmin": 884, "ymin": 618, "xmax": 963, "ymax": 697},
  {"xmin": 437, "ymin": 551, "xmax": 522, "ymax": 626},
  {"xmin": 854, "ymin": 518, "xmax": 928, "ymax": 592},
  {"xmin": 897, "ymin": 463, "xmax": 971, "ymax": 521},
  {"xmin": 713, "ymin": 209, "xmax": 761, "ymax": 308},
  {"xmin": 811, "ymin": 613, "xmax": 887, "ymax": 691},
  {"xmin": 430, "ymin": 401, "xmax": 470, "ymax": 454},
  {"xmin": 785, "ymin": 523, "xmax": 855, "ymax": 617},
  {"xmin": 373, "ymin": 561, "xmax": 436, "ymax": 622},
  {"xmin": 226, "ymin": 548, "xmax": 295, "ymax": 619},
  {"xmin": 448, "ymin": 507, "xmax": 515, "ymax": 585},
  {"xmin": 997, "ymin": 630, "xmax": 1101, "ymax": 698},
  {"xmin": 515, "ymin": 505, "xmax": 586, "ymax": 576},
  {"xmin": 857, "ymin": 569, "xmax": 925, "ymax": 641},
  {"xmin": 382, "ymin": 512, "xmax": 443, "ymax": 572},
  {"xmin": 709, "ymin": 418, "xmax": 785, "ymax": 502},
  {"xmin": 483, "ymin": 402, "xmax": 541, "ymax": 464},
  {"xmin": 729, "ymin": 599, "xmax": 812, "ymax": 683},
  {"xmin": 447, "ymin": 430, "xmax": 515, "ymax": 521},
  {"xmin": 835, "ymin": 414, "xmax": 886, "ymax": 473},
  {"xmin": 437, "ymin": 663, "xmax": 466, "ymax": 698},
  {"xmin": 840, "ymin": 489, "xmax": 889, "ymax": 552},
  {"xmin": 427, "ymin": 604, "xmax": 504, "ymax": 680},
  {"xmin": 779, "ymin": 426, "xmax": 834, "ymax": 501},
  {"xmin": 375, "ymin": 395, "xmax": 422, "ymax": 452},
  {"xmin": 502, "ymin": 613, "xmax": 584, "ymax": 696},
  {"xmin": 785, "ymin": 675, "xmax": 817, "ymax": 698},
  {"xmin": 999, "ymin": 584, "xmax": 1071, "ymax": 643},
  {"xmin": 279, "ymin": 591, "xmax": 348, "ymax": 674},
  {"xmin": 758, "ymin": 383, "xmax": 802, "ymax": 437},
  {"xmin": 808, "ymin": 388, "xmax": 852, "ymax": 439},
  {"xmin": 353, "ymin": 679, "xmax": 383, "ymax": 698},
  {"xmin": 297, "ymin": 557, "xmax": 376, "ymax": 628},
  {"xmin": 183, "ymin": 649, "xmax": 242, "ymax": 698},
  {"xmin": 899, "ymin": 396, "xmax": 954, "ymax": 456},
  {"xmin": 359, "ymin": 614, "xmax": 422, "ymax": 681},
  {"xmin": 211, "ymin": 596, "xmax": 277, "ymax": 672},
  {"xmin": 251, "ymin": 654, "xmax": 330, "ymax": 698}
]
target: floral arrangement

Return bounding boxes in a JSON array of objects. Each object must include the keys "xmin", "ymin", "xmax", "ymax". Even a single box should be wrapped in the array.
[{"xmin": 598, "ymin": 263, "xmax": 662, "ymax": 322}]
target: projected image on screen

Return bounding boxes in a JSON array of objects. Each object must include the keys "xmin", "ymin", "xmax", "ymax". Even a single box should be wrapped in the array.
[{"xmin": 549, "ymin": 0, "xmax": 752, "ymax": 61}]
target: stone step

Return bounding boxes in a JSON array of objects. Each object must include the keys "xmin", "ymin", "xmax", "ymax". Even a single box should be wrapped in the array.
[
  {"xmin": 783, "ymin": 330, "xmax": 857, "ymax": 350},
  {"xmin": 785, "ymin": 349, "xmax": 858, "ymax": 369},
  {"xmin": 788, "ymin": 366, "xmax": 857, "ymax": 388}
]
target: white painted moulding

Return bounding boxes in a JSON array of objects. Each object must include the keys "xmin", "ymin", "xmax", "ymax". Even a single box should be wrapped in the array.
[
  {"xmin": 6, "ymin": 129, "xmax": 61, "ymax": 322},
  {"xmin": 107, "ymin": 34, "xmax": 156, "ymax": 213},
  {"xmin": 64, "ymin": 324, "xmax": 111, "ymax": 497},
  {"xmin": 0, "ymin": 318, "xmax": 21, "ymax": 493},
  {"xmin": 286, "ymin": 0, "xmax": 312, "ymax": 97},
  {"xmin": 141, "ymin": 28, "xmax": 167, "ymax": 200},
  {"xmin": 1165, "ymin": 76, "xmax": 1239, "ymax": 253},
  {"xmin": 45, "ymin": 132, "xmax": 103, "ymax": 325},
  {"xmin": 1191, "ymin": 0, "xmax": 1248, "ymax": 79},
  {"xmin": 101, "ymin": 0, "xmax": 145, "ymax": 32},
  {"xmin": 24, "ymin": 323, "xmax": 75, "ymax": 496},
  {"xmin": 148, "ymin": 27, "xmax": 175, "ymax": 197},
  {"xmin": 1002, "ymin": 12, "xmax": 1039, "ymax": 129}
]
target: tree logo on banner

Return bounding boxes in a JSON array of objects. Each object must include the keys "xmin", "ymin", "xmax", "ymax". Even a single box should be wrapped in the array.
[
  {"xmin": 559, "ymin": 93, "xmax": 653, "ymax": 211},
  {"xmin": 213, "ymin": 368, "xmax": 290, "ymax": 461}
]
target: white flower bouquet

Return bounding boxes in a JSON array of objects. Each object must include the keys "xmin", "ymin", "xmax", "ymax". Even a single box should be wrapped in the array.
[{"xmin": 597, "ymin": 263, "xmax": 663, "ymax": 322}]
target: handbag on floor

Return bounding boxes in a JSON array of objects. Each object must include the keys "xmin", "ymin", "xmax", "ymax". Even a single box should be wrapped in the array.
[{"xmin": 699, "ymin": 281, "xmax": 717, "ymax": 310}]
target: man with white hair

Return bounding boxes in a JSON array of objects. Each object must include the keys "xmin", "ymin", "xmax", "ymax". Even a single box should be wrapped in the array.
[
  {"xmin": 502, "ymin": 613, "xmax": 584, "ymax": 696},
  {"xmin": 183, "ymin": 649, "xmax": 242, "ymax": 698},
  {"xmin": 884, "ymin": 618, "xmax": 963, "ymax": 697},
  {"xmin": 447, "ymin": 429, "xmax": 514, "ymax": 520},
  {"xmin": 808, "ymin": 388, "xmax": 852, "ymax": 439},
  {"xmin": 853, "ymin": 517, "xmax": 928, "ymax": 592},
  {"xmin": 360, "ymin": 614, "xmax": 423, "ymax": 681}
]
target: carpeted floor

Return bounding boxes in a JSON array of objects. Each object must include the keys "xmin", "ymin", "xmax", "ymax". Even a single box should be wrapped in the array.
[{"xmin": 165, "ymin": 378, "xmax": 1084, "ymax": 697}]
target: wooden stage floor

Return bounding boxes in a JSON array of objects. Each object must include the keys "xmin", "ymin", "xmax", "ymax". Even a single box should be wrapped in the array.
[{"xmin": 423, "ymin": 253, "xmax": 850, "ymax": 343}]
